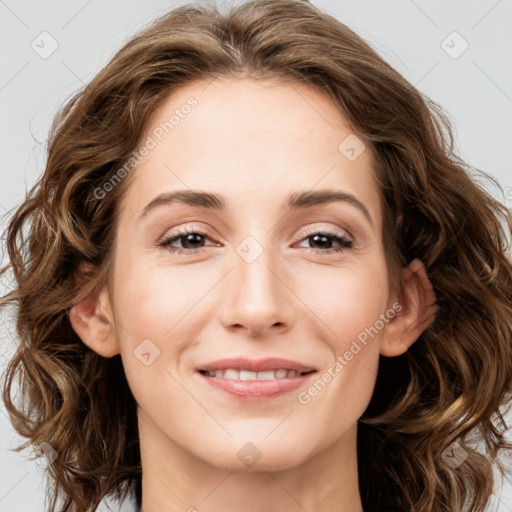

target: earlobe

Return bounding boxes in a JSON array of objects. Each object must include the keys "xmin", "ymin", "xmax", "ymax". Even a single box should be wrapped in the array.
[
  {"xmin": 69, "ymin": 281, "xmax": 121, "ymax": 358},
  {"xmin": 380, "ymin": 258, "xmax": 438, "ymax": 357}
]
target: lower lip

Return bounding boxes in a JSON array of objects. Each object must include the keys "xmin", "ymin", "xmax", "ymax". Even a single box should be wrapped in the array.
[{"xmin": 197, "ymin": 371, "xmax": 316, "ymax": 401}]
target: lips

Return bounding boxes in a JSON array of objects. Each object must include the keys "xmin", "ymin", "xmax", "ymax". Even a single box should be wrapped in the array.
[{"xmin": 196, "ymin": 357, "xmax": 317, "ymax": 400}]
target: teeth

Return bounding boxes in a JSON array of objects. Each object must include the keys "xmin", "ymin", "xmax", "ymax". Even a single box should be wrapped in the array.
[
  {"xmin": 257, "ymin": 370, "xmax": 277, "ymax": 380},
  {"xmin": 240, "ymin": 370, "xmax": 258, "ymax": 381},
  {"xmin": 203, "ymin": 369, "xmax": 304, "ymax": 380},
  {"xmin": 224, "ymin": 369, "xmax": 239, "ymax": 380}
]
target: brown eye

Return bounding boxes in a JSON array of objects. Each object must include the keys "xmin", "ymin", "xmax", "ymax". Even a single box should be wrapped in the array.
[
  {"xmin": 296, "ymin": 230, "xmax": 353, "ymax": 254},
  {"xmin": 159, "ymin": 227, "xmax": 218, "ymax": 254}
]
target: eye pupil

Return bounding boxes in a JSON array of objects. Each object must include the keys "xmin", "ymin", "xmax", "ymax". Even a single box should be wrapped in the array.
[
  {"xmin": 311, "ymin": 234, "xmax": 332, "ymax": 249},
  {"xmin": 182, "ymin": 233, "xmax": 203, "ymax": 248}
]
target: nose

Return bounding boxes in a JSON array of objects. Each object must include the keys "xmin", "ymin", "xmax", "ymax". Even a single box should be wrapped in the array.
[{"xmin": 219, "ymin": 243, "xmax": 295, "ymax": 338}]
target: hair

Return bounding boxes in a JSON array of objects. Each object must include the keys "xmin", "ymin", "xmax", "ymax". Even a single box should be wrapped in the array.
[{"xmin": 1, "ymin": 0, "xmax": 512, "ymax": 510}]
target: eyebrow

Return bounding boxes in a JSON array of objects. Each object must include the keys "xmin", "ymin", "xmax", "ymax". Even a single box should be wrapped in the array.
[{"xmin": 139, "ymin": 188, "xmax": 374, "ymax": 227}]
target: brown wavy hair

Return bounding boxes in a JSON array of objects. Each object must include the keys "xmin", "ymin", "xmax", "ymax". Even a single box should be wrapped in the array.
[{"xmin": 2, "ymin": 0, "xmax": 512, "ymax": 510}]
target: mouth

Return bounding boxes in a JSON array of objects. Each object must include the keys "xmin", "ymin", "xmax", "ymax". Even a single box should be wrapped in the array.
[
  {"xmin": 198, "ymin": 368, "xmax": 315, "ymax": 379},
  {"xmin": 196, "ymin": 357, "xmax": 317, "ymax": 400}
]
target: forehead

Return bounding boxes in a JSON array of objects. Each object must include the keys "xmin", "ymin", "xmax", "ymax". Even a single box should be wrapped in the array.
[{"xmin": 120, "ymin": 77, "xmax": 381, "ymax": 225}]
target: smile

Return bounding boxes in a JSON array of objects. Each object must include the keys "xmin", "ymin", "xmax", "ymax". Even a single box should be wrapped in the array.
[
  {"xmin": 198, "ymin": 368, "xmax": 314, "ymax": 380},
  {"xmin": 197, "ymin": 368, "xmax": 317, "ymax": 401}
]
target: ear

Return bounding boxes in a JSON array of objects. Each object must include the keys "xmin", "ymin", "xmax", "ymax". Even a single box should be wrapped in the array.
[
  {"xmin": 380, "ymin": 258, "xmax": 438, "ymax": 357},
  {"xmin": 68, "ymin": 264, "xmax": 120, "ymax": 358}
]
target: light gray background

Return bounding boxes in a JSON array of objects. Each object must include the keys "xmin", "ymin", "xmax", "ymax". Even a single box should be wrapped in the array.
[{"xmin": 1, "ymin": 0, "xmax": 511, "ymax": 511}]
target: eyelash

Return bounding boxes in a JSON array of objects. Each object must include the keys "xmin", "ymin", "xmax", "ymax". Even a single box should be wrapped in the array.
[{"xmin": 158, "ymin": 225, "xmax": 353, "ymax": 255}]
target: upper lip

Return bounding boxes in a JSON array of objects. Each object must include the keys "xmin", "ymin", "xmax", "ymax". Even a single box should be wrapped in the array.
[{"xmin": 197, "ymin": 357, "xmax": 316, "ymax": 374}]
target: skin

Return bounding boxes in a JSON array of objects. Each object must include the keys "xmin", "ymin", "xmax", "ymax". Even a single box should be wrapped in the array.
[{"xmin": 70, "ymin": 77, "xmax": 437, "ymax": 512}]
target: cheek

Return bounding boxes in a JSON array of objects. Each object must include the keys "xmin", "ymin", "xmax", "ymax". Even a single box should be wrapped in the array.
[
  {"xmin": 297, "ymin": 260, "xmax": 389, "ymax": 346},
  {"xmin": 110, "ymin": 255, "xmax": 233, "ymax": 395},
  {"xmin": 113, "ymin": 262, "xmax": 208, "ymax": 346},
  {"xmin": 110, "ymin": 264, "xmax": 207, "ymax": 413}
]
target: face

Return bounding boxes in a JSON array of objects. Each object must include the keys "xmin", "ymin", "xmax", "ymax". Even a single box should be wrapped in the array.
[{"xmin": 76, "ymin": 77, "xmax": 426, "ymax": 472}]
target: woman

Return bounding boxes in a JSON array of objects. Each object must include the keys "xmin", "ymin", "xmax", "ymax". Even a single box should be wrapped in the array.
[{"xmin": 2, "ymin": 0, "xmax": 511, "ymax": 511}]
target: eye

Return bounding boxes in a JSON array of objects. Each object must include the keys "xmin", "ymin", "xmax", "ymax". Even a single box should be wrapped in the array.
[
  {"xmin": 295, "ymin": 227, "xmax": 353, "ymax": 254},
  {"xmin": 158, "ymin": 226, "xmax": 218, "ymax": 254}
]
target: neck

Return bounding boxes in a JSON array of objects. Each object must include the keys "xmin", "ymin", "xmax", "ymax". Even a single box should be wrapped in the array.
[{"xmin": 138, "ymin": 411, "xmax": 364, "ymax": 512}]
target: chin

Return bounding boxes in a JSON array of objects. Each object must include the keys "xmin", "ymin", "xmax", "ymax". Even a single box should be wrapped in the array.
[{"xmin": 194, "ymin": 435, "xmax": 314, "ymax": 472}]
